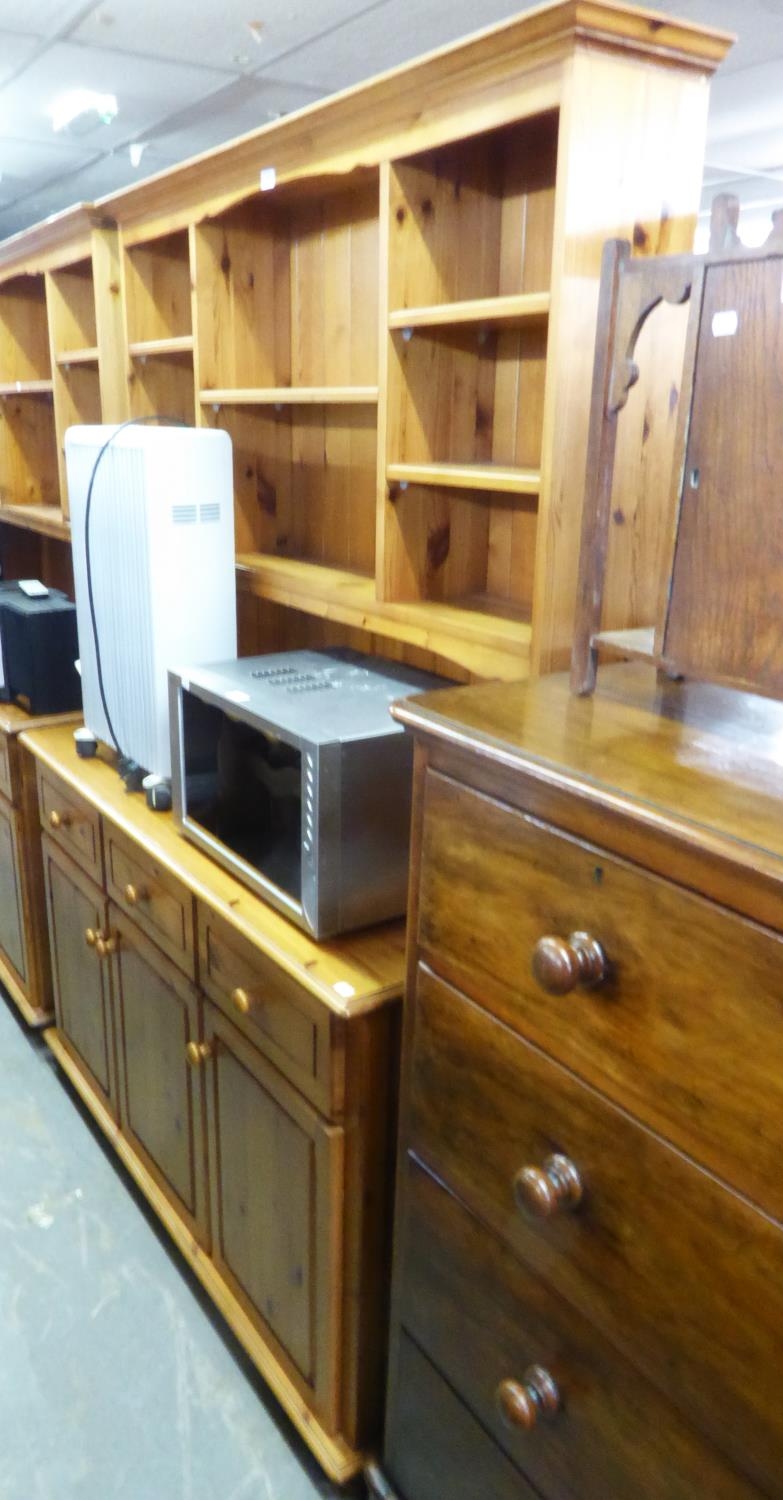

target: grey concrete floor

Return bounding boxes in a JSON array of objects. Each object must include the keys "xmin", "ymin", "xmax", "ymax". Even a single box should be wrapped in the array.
[{"xmin": 0, "ymin": 992, "xmax": 362, "ymax": 1500}]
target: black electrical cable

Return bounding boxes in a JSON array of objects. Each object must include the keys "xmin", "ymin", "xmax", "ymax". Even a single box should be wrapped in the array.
[{"xmin": 83, "ymin": 415, "xmax": 186, "ymax": 770}]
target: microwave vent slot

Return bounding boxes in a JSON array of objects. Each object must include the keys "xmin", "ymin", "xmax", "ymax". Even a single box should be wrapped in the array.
[{"xmin": 199, "ymin": 502, "xmax": 220, "ymax": 523}]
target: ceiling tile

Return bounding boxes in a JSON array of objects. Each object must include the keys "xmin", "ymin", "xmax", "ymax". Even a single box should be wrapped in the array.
[
  {"xmin": 0, "ymin": 30, "xmax": 44, "ymax": 86},
  {"xmin": 267, "ymin": 0, "xmax": 522, "ymax": 92},
  {"xmin": 0, "ymin": 135, "xmax": 96, "ymax": 205},
  {"xmin": 73, "ymin": 0, "xmax": 374, "ymax": 73},
  {"xmin": 0, "ymin": 1, "xmax": 98, "ymax": 35},
  {"xmin": 0, "ymin": 39, "xmax": 230, "ymax": 149},
  {"xmin": 149, "ymin": 77, "xmax": 322, "ymax": 159}
]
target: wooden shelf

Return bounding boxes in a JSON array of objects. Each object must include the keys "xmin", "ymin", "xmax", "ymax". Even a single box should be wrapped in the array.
[
  {"xmin": 387, "ymin": 461, "xmax": 540, "ymax": 496},
  {"xmin": 0, "ymin": 504, "xmax": 70, "ymax": 540},
  {"xmin": 200, "ymin": 386, "xmax": 379, "ymax": 406},
  {"xmin": 236, "ymin": 553, "xmax": 531, "ymax": 680},
  {"xmin": 0, "ymin": 379, "xmax": 53, "ymax": 397},
  {"xmin": 389, "ymin": 292, "xmax": 550, "ymax": 331},
  {"xmin": 128, "ymin": 335, "xmax": 194, "ymax": 359},
  {"xmin": 55, "ymin": 346, "xmax": 99, "ymax": 367}
]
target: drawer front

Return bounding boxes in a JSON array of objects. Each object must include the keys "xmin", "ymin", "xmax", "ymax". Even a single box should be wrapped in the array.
[
  {"xmin": 395, "ymin": 1157, "xmax": 756, "ymax": 1500},
  {"xmin": 386, "ymin": 1332, "xmax": 538, "ymax": 1500},
  {"xmin": 38, "ymin": 765, "xmax": 103, "ymax": 882},
  {"xmin": 105, "ymin": 823, "xmax": 195, "ymax": 980},
  {"xmin": 409, "ymin": 965, "xmax": 783, "ymax": 1494},
  {"xmin": 418, "ymin": 769, "xmax": 783, "ymax": 1218},
  {"xmin": 0, "ymin": 733, "xmax": 13, "ymax": 804},
  {"xmin": 199, "ymin": 906, "xmax": 334, "ymax": 1114}
]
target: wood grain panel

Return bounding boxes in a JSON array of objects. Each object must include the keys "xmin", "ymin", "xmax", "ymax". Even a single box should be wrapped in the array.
[
  {"xmin": 396, "ymin": 1155, "xmax": 758, "ymax": 1500},
  {"xmin": 204, "ymin": 1001, "xmax": 344, "ymax": 1427},
  {"xmin": 112, "ymin": 906, "xmax": 208, "ymax": 1245},
  {"xmin": 418, "ymin": 768, "xmax": 783, "ymax": 1218},
  {"xmin": 105, "ymin": 820, "xmax": 195, "ymax": 978},
  {"xmin": 665, "ymin": 256, "xmax": 783, "ymax": 694},
  {"xmin": 198, "ymin": 902, "xmax": 335, "ymax": 1114},
  {"xmin": 409, "ymin": 966, "xmax": 783, "ymax": 1494}
]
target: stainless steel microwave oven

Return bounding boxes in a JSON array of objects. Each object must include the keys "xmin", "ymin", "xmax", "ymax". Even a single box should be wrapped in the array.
[{"xmin": 169, "ymin": 649, "xmax": 446, "ymax": 939}]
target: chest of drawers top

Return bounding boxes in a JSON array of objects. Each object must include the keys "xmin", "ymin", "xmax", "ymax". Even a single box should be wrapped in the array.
[{"xmin": 394, "ymin": 662, "xmax": 783, "ymax": 933}]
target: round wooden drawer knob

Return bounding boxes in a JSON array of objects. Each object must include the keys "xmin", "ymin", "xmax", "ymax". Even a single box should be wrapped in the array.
[
  {"xmin": 185, "ymin": 1041, "xmax": 213, "ymax": 1068},
  {"xmin": 531, "ymin": 932, "xmax": 607, "ymax": 995},
  {"xmin": 84, "ymin": 927, "xmax": 97, "ymax": 948},
  {"xmin": 514, "ymin": 1153, "xmax": 583, "ymax": 1218},
  {"xmin": 496, "ymin": 1368, "xmax": 560, "ymax": 1430},
  {"xmin": 124, "ymin": 883, "xmax": 149, "ymax": 906},
  {"xmin": 49, "ymin": 809, "xmax": 71, "ymax": 830},
  {"xmin": 231, "ymin": 987, "xmax": 251, "ymax": 1015}
]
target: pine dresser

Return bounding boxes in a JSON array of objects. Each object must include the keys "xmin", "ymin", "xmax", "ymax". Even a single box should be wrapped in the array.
[{"xmin": 374, "ymin": 662, "xmax": 783, "ymax": 1500}]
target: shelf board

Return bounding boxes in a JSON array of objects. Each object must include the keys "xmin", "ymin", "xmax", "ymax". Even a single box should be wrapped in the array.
[
  {"xmin": 200, "ymin": 386, "xmax": 379, "ymax": 406},
  {"xmin": 387, "ymin": 461, "xmax": 540, "ymax": 496},
  {"xmin": 0, "ymin": 504, "xmax": 70, "ymax": 541},
  {"xmin": 0, "ymin": 379, "xmax": 54, "ymax": 397},
  {"xmin": 236, "ymin": 553, "xmax": 531, "ymax": 680},
  {"xmin": 389, "ymin": 292, "xmax": 550, "ymax": 331},
  {"xmin": 55, "ymin": 346, "xmax": 99, "ymax": 368},
  {"xmin": 128, "ymin": 335, "xmax": 194, "ymax": 359}
]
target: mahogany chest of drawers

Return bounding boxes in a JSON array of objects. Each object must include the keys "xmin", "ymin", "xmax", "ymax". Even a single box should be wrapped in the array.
[{"xmin": 374, "ymin": 663, "xmax": 783, "ymax": 1500}]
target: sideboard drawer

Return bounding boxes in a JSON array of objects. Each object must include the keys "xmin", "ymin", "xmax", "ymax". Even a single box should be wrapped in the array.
[
  {"xmin": 105, "ymin": 822, "xmax": 195, "ymax": 979},
  {"xmin": 198, "ymin": 905, "xmax": 335, "ymax": 1115},
  {"xmin": 409, "ymin": 964, "xmax": 783, "ymax": 1495},
  {"xmin": 38, "ymin": 764, "xmax": 103, "ymax": 884},
  {"xmin": 395, "ymin": 1155, "xmax": 757, "ymax": 1500},
  {"xmin": 418, "ymin": 768, "xmax": 783, "ymax": 1218}
]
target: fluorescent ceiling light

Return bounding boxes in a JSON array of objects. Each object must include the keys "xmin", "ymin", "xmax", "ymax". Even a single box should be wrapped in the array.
[{"xmin": 49, "ymin": 89, "xmax": 118, "ymax": 134}]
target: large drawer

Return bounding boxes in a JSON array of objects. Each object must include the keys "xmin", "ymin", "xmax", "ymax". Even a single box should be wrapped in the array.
[
  {"xmin": 418, "ymin": 768, "xmax": 783, "ymax": 1217},
  {"xmin": 38, "ymin": 763, "xmax": 103, "ymax": 884},
  {"xmin": 198, "ymin": 904, "xmax": 336, "ymax": 1116},
  {"xmin": 104, "ymin": 822, "xmax": 195, "ymax": 980},
  {"xmin": 409, "ymin": 964, "xmax": 783, "ymax": 1495},
  {"xmin": 395, "ymin": 1156, "xmax": 757, "ymax": 1500},
  {"xmin": 385, "ymin": 1332, "xmax": 538, "ymax": 1500}
]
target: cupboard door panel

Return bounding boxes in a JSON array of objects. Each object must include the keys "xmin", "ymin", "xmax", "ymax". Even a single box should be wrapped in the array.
[
  {"xmin": 43, "ymin": 834, "xmax": 116, "ymax": 1114},
  {"xmin": 204, "ymin": 1001, "xmax": 343, "ymax": 1428},
  {"xmin": 0, "ymin": 794, "xmax": 27, "ymax": 981},
  {"xmin": 111, "ymin": 908, "xmax": 208, "ymax": 1245}
]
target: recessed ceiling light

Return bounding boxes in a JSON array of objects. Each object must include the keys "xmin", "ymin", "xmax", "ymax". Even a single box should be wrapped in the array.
[{"xmin": 49, "ymin": 89, "xmax": 118, "ymax": 135}]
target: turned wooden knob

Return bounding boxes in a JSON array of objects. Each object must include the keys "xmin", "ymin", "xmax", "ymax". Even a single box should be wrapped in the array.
[
  {"xmin": 531, "ymin": 932, "xmax": 607, "ymax": 995},
  {"xmin": 496, "ymin": 1369, "xmax": 560, "ymax": 1430},
  {"xmin": 84, "ymin": 927, "xmax": 97, "ymax": 948},
  {"xmin": 96, "ymin": 934, "xmax": 119, "ymax": 958},
  {"xmin": 124, "ymin": 883, "xmax": 148, "ymax": 906},
  {"xmin": 185, "ymin": 1041, "xmax": 213, "ymax": 1068},
  {"xmin": 514, "ymin": 1154, "xmax": 583, "ymax": 1218},
  {"xmin": 49, "ymin": 809, "xmax": 71, "ymax": 830},
  {"xmin": 231, "ymin": 987, "xmax": 251, "ymax": 1015}
]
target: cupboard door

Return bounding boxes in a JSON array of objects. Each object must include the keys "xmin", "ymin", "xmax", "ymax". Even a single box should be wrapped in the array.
[
  {"xmin": 111, "ymin": 907, "xmax": 208, "ymax": 1246},
  {"xmin": 42, "ymin": 834, "xmax": 116, "ymax": 1115},
  {"xmin": 203, "ymin": 1001, "xmax": 344, "ymax": 1429},
  {"xmin": 0, "ymin": 794, "xmax": 27, "ymax": 982}
]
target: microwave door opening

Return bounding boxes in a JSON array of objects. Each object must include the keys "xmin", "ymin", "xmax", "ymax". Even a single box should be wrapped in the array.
[{"xmin": 181, "ymin": 689, "xmax": 303, "ymax": 904}]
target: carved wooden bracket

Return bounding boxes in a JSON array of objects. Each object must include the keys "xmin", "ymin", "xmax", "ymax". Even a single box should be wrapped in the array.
[{"xmin": 607, "ymin": 265, "xmax": 693, "ymax": 415}]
